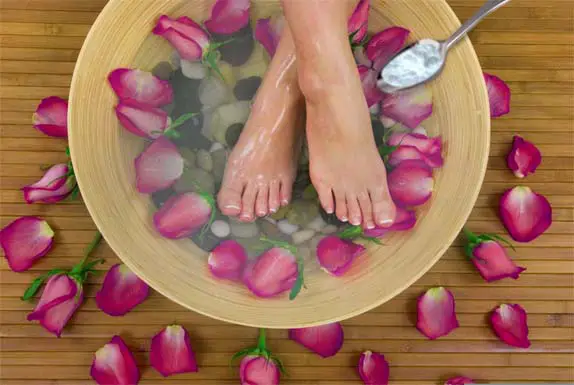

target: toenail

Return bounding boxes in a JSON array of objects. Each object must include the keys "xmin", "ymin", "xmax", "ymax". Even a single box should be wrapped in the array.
[
  {"xmin": 281, "ymin": 199, "xmax": 289, "ymax": 206},
  {"xmin": 378, "ymin": 218, "xmax": 394, "ymax": 226},
  {"xmin": 326, "ymin": 207, "xmax": 334, "ymax": 214},
  {"xmin": 225, "ymin": 204, "xmax": 241, "ymax": 210},
  {"xmin": 240, "ymin": 214, "xmax": 252, "ymax": 220},
  {"xmin": 351, "ymin": 217, "xmax": 361, "ymax": 225},
  {"xmin": 270, "ymin": 208, "xmax": 277, "ymax": 213},
  {"xmin": 367, "ymin": 222, "xmax": 375, "ymax": 229},
  {"xmin": 257, "ymin": 211, "xmax": 266, "ymax": 217},
  {"xmin": 340, "ymin": 216, "xmax": 348, "ymax": 222}
]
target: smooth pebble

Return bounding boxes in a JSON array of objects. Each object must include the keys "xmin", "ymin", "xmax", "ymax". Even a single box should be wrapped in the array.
[
  {"xmin": 321, "ymin": 224, "xmax": 339, "ymax": 234},
  {"xmin": 181, "ymin": 60, "xmax": 208, "ymax": 80},
  {"xmin": 292, "ymin": 229, "xmax": 315, "ymax": 245},
  {"xmin": 211, "ymin": 220, "xmax": 231, "ymax": 238},
  {"xmin": 199, "ymin": 76, "xmax": 231, "ymax": 109},
  {"xmin": 170, "ymin": 51, "xmax": 181, "ymax": 69},
  {"xmin": 277, "ymin": 220, "xmax": 299, "ymax": 235},
  {"xmin": 152, "ymin": 61, "xmax": 173, "ymax": 81},
  {"xmin": 230, "ymin": 220, "xmax": 259, "ymax": 238},
  {"xmin": 308, "ymin": 235, "xmax": 324, "ymax": 252},
  {"xmin": 210, "ymin": 142, "xmax": 224, "ymax": 152},
  {"xmin": 307, "ymin": 215, "xmax": 327, "ymax": 232},
  {"xmin": 196, "ymin": 149, "xmax": 213, "ymax": 172}
]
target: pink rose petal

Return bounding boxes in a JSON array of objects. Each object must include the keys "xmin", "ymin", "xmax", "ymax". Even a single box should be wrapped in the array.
[
  {"xmin": 381, "ymin": 86, "xmax": 433, "ymax": 129},
  {"xmin": 90, "ymin": 335, "xmax": 140, "ymax": 385},
  {"xmin": 499, "ymin": 186, "xmax": 552, "ymax": 242},
  {"xmin": 388, "ymin": 159, "xmax": 434, "ymax": 207},
  {"xmin": 506, "ymin": 135, "xmax": 542, "ymax": 178},
  {"xmin": 21, "ymin": 163, "xmax": 76, "ymax": 204},
  {"xmin": 416, "ymin": 287, "xmax": 459, "ymax": 339},
  {"xmin": 363, "ymin": 207, "xmax": 416, "ymax": 238},
  {"xmin": 240, "ymin": 355, "xmax": 280, "ymax": 385},
  {"xmin": 348, "ymin": 0, "xmax": 370, "ymax": 44},
  {"xmin": 387, "ymin": 132, "xmax": 442, "ymax": 156},
  {"xmin": 153, "ymin": 15, "xmax": 209, "ymax": 61},
  {"xmin": 135, "ymin": 136, "xmax": 184, "ymax": 194},
  {"xmin": 243, "ymin": 247, "xmax": 298, "ymax": 298},
  {"xmin": 95, "ymin": 263, "xmax": 150, "ymax": 316},
  {"xmin": 255, "ymin": 16, "xmax": 284, "ymax": 58},
  {"xmin": 366, "ymin": 27, "xmax": 410, "ymax": 71},
  {"xmin": 484, "ymin": 72, "xmax": 511, "ymax": 118},
  {"xmin": 316, "ymin": 236, "xmax": 365, "ymax": 276},
  {"xmin": 150, "ymin": 324, "xmax": 198, "ymax": 377},
  {"xmin": 1, "ymin": 216, "xmax": 54, "ymax": 272},
  {"xmin": 27, "ymin": 274, "xmax": 82, "ymax": 337},
  {"xmin": 108, "ymin": 68, "xmax": 173, "ymax": 108},
  {"xmin": 445, "ymin": 376, "xmax": 475, "ymax": 385},
  {"xmin": 208, "ymin": 240, "xmax": 248, "ymax": 281},
  {"xmin": 387, "ymin": 145, "xmax": 443, "ymax": 169},
  {"xmin": 205, "ymin": 0, "xmax": 250, "ymax": 35},
  {"xmin": 153, "ymin": 192, "xmax": 213, "ymax": 239},
  {"xmin": 358, "ymin": 65, "xmax": 384, "ymax": 107},
  {"xmin": 33, "ymin": 96, "xmax": 68, "ymax": 138},
  {"xmin": 490, "ymin": 303, "xmax": 531, "ymax": 348},
  {"xmin": 115, "ymin": 100, "xmax": 170, "ymax": 139},
  {"xmin": 289, "ymin": 322, "xmax": 344, "ymax": 358},
  {"xmin": 358, "ymin": 350, "xmax": 390, "ymax": 385}
]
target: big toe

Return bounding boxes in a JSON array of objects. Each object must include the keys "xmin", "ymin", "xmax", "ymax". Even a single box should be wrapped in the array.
[
  {"xmin": 218, "ymin": 180, "xmax": 244, "ymax": 217},
  {"xmin": 371, "ymin": 186, "xmax": 396, "ymax": 227}
]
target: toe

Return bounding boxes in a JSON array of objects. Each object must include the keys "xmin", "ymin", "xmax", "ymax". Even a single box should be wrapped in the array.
[
  {"xmin": 346, "ymin": 194, "xmax": 362, "ymax": 226},
  {"xmin": 255, "ymin": 185, "xmax": 269, "ymax": 217},
  {"xmin": 370, "ymin": 186, "xmax": 396, "ymax": 227},
  {"xmin": 334, "ymin": 189, "xmax": 348, "ymax": 222},
  {"xmin": 268, "ymin": 180, "xmax": 281, "ymax": 213},
  {"xmin": 240, "ymin": 184, "xmax": 258, "ymax": 222},
  {"xmin": 316, "ymin": 183, "xmax": 335, "ymax": 214},
  {"xmin": 279, "ymin": 178, "xmax": 293, "ymax": 207},
  {"xmin": 217, "ymin": 179, "xmax": 244, "ymax": 216},
  {"xmin": 358, "ymin": 191, "xmax": 375, "ymax": 229}
]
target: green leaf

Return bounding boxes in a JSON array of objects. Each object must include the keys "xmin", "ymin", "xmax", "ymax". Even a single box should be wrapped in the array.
[
  {"xmin": 65, "ymin": 146, "xmax": 71, "ymax": 157},
  {"xmin": 379, "ymin": 145, "xmax": 398, "ymax": 157},
  {"xmin": 480, "ymin": 233, "xmax": 516, "ymax": 251},
  {"xmin": 21, "ymin": 269, "xmax": 66, "ymax": 301},
  {"xmin": 289, "ymin": 256, "xmax": 305, "ymax": 301},
  {"xmin": 338, "ymin": 225, "xmax": 363, "ymax": 239},
  {"xmin": 168, "ymin": 112, "xmax": 199, "ymax": 132},
  {"xmin": 230, "ymin": 347, "xmax": 256, "ymax": 365},
  {"xmin": 259, "ymin": 236, "xmax": 297, "ymax": 255},
  {"xmin": 360, "ymin": 235, "xmax": 383, "ymax": 245},
  {"xmin": 464, "ymin": 243, "xmax": 474, "ymax": 259},
  {"xmin": 204, "ymin": 51, "xmax": 225, "ymax": 82},
  {"xmin": 271, "ymin": 356, "xmax": 288, "ymax": 375}
]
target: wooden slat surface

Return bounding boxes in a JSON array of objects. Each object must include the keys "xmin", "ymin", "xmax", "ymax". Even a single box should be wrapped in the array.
[{"xmin": 0, "ymin": 0, "xmax": 573, "ymax": 384}]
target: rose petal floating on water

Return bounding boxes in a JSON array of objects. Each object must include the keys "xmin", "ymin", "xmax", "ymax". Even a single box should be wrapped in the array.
[
  {"xmin": 108, "ymin": 68, "xmax": 173, "ymax": 107},
  {"xmin": 381, "ymin": 86, "xmax": 433, "ymax": 129},
  {"xmin": 363, "ymin": 207, "xmax": 416, "ymax": 238},
  {"xmin": 150, "ymin": 324, "xmax": 198, "ymax": 377},
  {"xmin": 366, "ymin": 26, "xmax": 410, "ymax": 71},
  {"xmin": 33, "ymin": 96, "xmax": 68, "ymax": 138},
  {"xmin": 358, "ymin": 65, "xmax": 384, "ymax": 107},
  {"xmin": 348, "ymin": 0, "xmax": 370, "ymax": 44},
  {"xmin": 135, "ymin": 136, "xmax": 184, "ymax": 194},
  {"xmin": 316, "ymin": 235, "xmax": 365, "ymax": 276},
  {"xmin": 22, "ymin": 163, "xmax": 76, "ymax": 204},
  {"xmin": 490, "ymin": 303, "xmax": 531, "ymax": 348},
  {"xmin": 289, "ymin": 322, "xmax": 344, "ymax": 358},
  {"xmin": 153, "ymin": 15, "xmax": 210, "ymax": 61},
  {"xmin": 243, "ymin": 247, "xmax": 298, "ymax": 298},
  {"xmin": 411, "ymin": 126, "xmax": 428, "ymax": 136},
  {"xmin": 0, "ymin": 217, "xmax": 54, "ymax": 272},
  {"xmin": 240, "ymin": 355, "xmax": 280, "ymax": 385},
  {"xmin": 506, "ymin": 135, "xmax": 542, "ymax": 178},
  {"xmin": 95, "ymin": 263, "xmax": 150, "ymax": 316},
  {"xmin": 445, "ymin": 376, "xmax": 475, "ymax": 385},
  {"xmin": 115, "ymin": 100, "xmax": 170, "ymax": 139},
  {"xmin": 484, "ymin": 72, "xmax": 511, "ymax": 118},
  {"xmin": 388, "ymin": 160, "xmax": 434, "ymax": 207},
  {"xmin": 27, "ymin": 274, "xmax": 82, "ymax": 337},
  {"xmin": 387, "ymin": 145, "xmax": 443, "ymax": 169},
  {"xmin": 387, "ymin": 132, "xmax": 442, "ymax": 157},
  {"xmin": 208, "ymin": 240, "xmax": 248, "ymax": 281},
  {"xmin": 499, "ymin": 186, "xmax": 552, "ymax": 242},
  {"xmin": 205, "ymin": 0, "xmax": 250, "ymax": 35},
  {"xmin": 358, "ymin": 350, "xmax": 390, "ymax": 385},
  {"xmin": 416, "ymin": 287, "xmax": 459, "ymax": 339},
  {"xmin": 153, "ymin": 192, "xmax": 214, "ymax": 239},
  {"xmin": 255, "ymin": 16, "xmax": 284, "ymax": 58},
  {"xmin": 90, "ymin": 335, "xmax": 140, "ymax": 385}
]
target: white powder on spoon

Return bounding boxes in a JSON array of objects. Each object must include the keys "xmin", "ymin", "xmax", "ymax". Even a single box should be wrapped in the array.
[{"xmin": 380, "ymin": 39, "xmax": 443, "ymax": 89}]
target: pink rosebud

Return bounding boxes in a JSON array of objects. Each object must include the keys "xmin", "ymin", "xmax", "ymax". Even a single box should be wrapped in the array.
[
  {"xmin": 388, "ymin": 159, "xmax": 434, "ymax": 207},
  {"xmin": 499, "ymin": 186, "xmax": 552, "ymax": 242},
  {"xmin": 381, "ymin": 86, "xmax": 433, "ymax": 129},
  {"xmin": 484, "ymin": 72, "xmax": 511, "ymax": 118},
  {"xmin": 95, "ymin": 263, "xmax": 150, "ymax": 316},
  {"xmin": 289, "ymin": 322, "xmax": 344, "ymax": 358},
  {"xmin": 387, "ymin": 145, "xmax": 443, "ymax": 169},
  {"xmin": 366, "ymin": 27, "xmax": 410, "ymax": 71},
  {"xmin": 243, "ymin": 246, "xmax": 299, "ymax": 298},
  {"xmin": 208, "ymin": 240, "xmax": 248, "ymax": 281},
  {"xmin": 463, "ymin": 229, "xmax": 525, "ymax": 282},
  {"xmin": 387, "ymin": 132, "xmax": 442, "ymax": 157},
  {"xmin": 108, "ymin": 68, "xmax": 173, "ymax": 108},
  {"xmin": 153, "ymin": 192, "xmax": 214, "ymax": 239},
  {"xmin": 490, "ymin": 303, "xmax": 531, "ymax": 348},
  {"xmin": 135, "ymin": 136, "xmax": 184, "ymax": 194},
  {"xmin": 205, "ymin": 0, "xmax": 250, "ymax": 35},
  {"xmin": 33, "ymin": 96, "xmax": 68, "ymax": 138},
  {"xmin": 358, "ymin": 350, "xmax": 390, "ymax": 385},
  {"xmin": 27, "ymin": 274, "xmax": 83, "ymax": 337},
  {"xmin": 150, "ymin": 324, "xmax": 198, "ymax": 377},
  {"xmin": 416, "ymin": 287, "xmax": 459, "ymax": 339},
  {"xmin": 445, "ymin": 376, "xmax": 475, "ymax": 385},
  {"xmin": 0, "ymin": 216, "xmax": 54, "ymax": 272},
  {"xmin": 115, "ymin": 100, "xmax": 170, "ymax": 139},
  {"xmin": 348, "ymin": 0, "xmax": 370, "ymax": 44},
  {"xmin": 363, "ymin": 207, "xmax": 416, "ymax": 238},
  {"xmin": 255, "ymin": 16, "xmax": 284, "ymax": 58},
  {"xmin": 316, "ymin": 236, "xmax": 365, "ymax": 276},
  {"xmin": 22, "ymin": 163, "xmax": 76, "ymax": 204},
  {"xmin": 506, "ymin": 135, "xmax": 542, "ymax": 178},
  {"xmin": 358, "ymin": 65, "xmax": 385, "ymax": 107},
  {"xmin": 153, "ymin": 15, "xmax": 210, "ymax": 61},
  {"xmin": 91, "ymin": 335, "xmax": 140, "ymax": 385},
  {"xmin": 240, "ymin": 355, "xmax": 280, "ymax": 385}
]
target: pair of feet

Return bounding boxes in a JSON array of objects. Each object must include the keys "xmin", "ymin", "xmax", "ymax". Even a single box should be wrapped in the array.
[{"xmin": 217, "ymin": 25, "xmax": 396, "ymax": 230}]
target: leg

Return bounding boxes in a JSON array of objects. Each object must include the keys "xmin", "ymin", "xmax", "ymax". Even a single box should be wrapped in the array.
[
  {"xmin": 282, "ymin": 0, "xmax": 396, "ymax": 228},
  {"xmin": 218, "ymin": 27, "xmax": 304, "ymax": 221}
]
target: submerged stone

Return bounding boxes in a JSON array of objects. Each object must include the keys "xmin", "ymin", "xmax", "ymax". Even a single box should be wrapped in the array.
[
  {"xmin": 212, "ymin": 24, "xmax": 255, "ymax": 67},
  {"xmin": 151, "ymin": 187, "xmax": 175, "ymax": 209},
  {"xmin": 174, "ymin": 167, "xmax": 215, "ymax": 195},
  {"xmin": 234, "ymin": 76, "xmax": 262, "ymax": 101},
  {"xmin": 196, "ymin": 149, "xmax": 213, "ymax": 172},
  {"xmin": 170, "ymin": 69, "xmax": 202, "ymax": 116},
  {"xmin": 286, "ymin": 200, "xmax": 319, "ymax": 227},
  {"xmin": 152, "ymin": 61, "xmax": 173, "ymax": 81},
  {"xmin": 225, "ymin": 122, "xmax": 244, "ymax": 148},
  {"xmin": 199, "ymin": 75, "xmax": 232, "ymax": 110},
  {"xmin": 170, "ymin": 112, "xmax": 212, "ymax": 150}
]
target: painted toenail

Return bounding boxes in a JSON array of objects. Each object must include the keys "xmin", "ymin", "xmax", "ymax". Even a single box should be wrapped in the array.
[
  {"xmin": 351, "ymin": 218, "xmax": 361, "ymax": 225},
  {"xmin": 257, "ymin": 211, "xmax": 266, "ymax": 217},
  {"xmin": 367, "ymin": 222, "xmax": 375, "ymax": 229},
  {"xmin": 340, "ymin": 216, "xmax": 348, "ymax": 222},
  {"xmin": 378, "ymin": 218, "xmax": 394, "ymax": 226},
  {"xmin": 281, "ymin": 199, "xmax": 289, "ymax": 206},
  {"xmin": 225, "ymin": 204, "xmax": 241, "ymax": 210},
  {"xmin": 270, "ymin": 208, "xmax": 277, "ymax": 213},
  {"xmin": 326, "ymin": 207, "xmax": 334, "ymax": 214}
]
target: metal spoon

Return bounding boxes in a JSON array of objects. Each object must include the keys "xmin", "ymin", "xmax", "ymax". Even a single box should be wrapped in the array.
[{"xmin": 377, "ymin": 0, "xmax": 511, "ymax": 93}]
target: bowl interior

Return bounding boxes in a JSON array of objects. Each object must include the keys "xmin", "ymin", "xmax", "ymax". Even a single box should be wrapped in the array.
[{"xmin": 69, "ymin": 0, "xmax": 489, "ymax": 328}]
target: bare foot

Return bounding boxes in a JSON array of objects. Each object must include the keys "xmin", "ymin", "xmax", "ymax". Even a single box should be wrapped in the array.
[{"xmin": 218, "ymin": 32, "xmax": 303, "ymax": 222}]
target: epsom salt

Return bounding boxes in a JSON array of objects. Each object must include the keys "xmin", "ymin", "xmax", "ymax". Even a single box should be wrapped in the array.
[{"xmin": 380, "ymin": 39, "xmax": 443, "ymax": 89}]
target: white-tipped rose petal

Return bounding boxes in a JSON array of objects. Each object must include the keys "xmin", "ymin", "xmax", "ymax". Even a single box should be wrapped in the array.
[
  {"xmin": 108, "ymin": 68, "xmax": 173, "ymax": 107},
  {"xmin": 499, "ymin": 186, "xmax": 552, "ymax": 242},
  {"xmin": 91, "ymin": 335, "xmax": 140, "ymax": 385},
  {"xmin": 150, "ymin": 324, "xmax": 198, "ymax": 377},
  {"xmin": 33, "ymin": 96, "xmax": 68, "ymax": 138},
  {"xmin": 153, "ymin": 192, "xmax": 213, "ymax": 239},
  {"xmin": 484, "ymin": 72, "xmax": 511, "ymax": 118},
  {"xmin": 347, "ymin": 0, "xmax": 370, "ymax": 44},
  {"xmin": 381, "ymin": 86, "xmax": 433, "ymax": 129},
  {"xmin": 506, "ymin": 135, "xmax": 542, "ymax": 178},
  {"xmin": 358, "ymin": 350, "xmax": 390, "ymax": 385},
  {"xmin": 316, "ymin": 236, "xmax": 365, "ymax": 276},
  {"xmin": 490, "ymin": 303, "xmax": 531, "ymax": 348},
  {"xmin": 289, "ymin": 322, "xmax": 344, "ymax": 358},
  {"xmin": 205, "ymin": 0, "xmax": 250, "ymax": 35},
  {"xmin": 95, "ymin": 264, "xmax": 150, "ymax": 316},
  {"xmin": 1, "ymin": 217, "xmax": 54, "ymax": 272},
  {"xmin": 363, "ymin": 207, "xmax": 417, "ymax": 238},
  {"xmin": 115, "ymin": 100, "xmax": 170, "ymax": 139},
  {"xmin": 416, "ymin": 287, "xmax": 459, "ymax": 339},
  {"xmin": 388, "ymin": 160, "xmax": 434, "ymax": 207},
  {"xmin": 387, "ymin": 132, "xmax": 442, "ymax": 156},
  {"xmin": 445, "ymin": 376, "xmax": 475, "ymax": 385},
  {"xmin": 387, "ymin": 145, "xmax": 443, "ymax": 169},
  {"xmin": 208, "ymin": 240, "xmax": 248, "ymax": 281},
  {"xmin": 358, "ymin": 65, "xmax": 385, "ymax": 107},
  {"xmin": 152, "ymin": 15, "xmax": 210, "ymax": 61},
  {"xmin": 22, "ymin": 163, "xmax": 76, "ymax": 204},
  {"xmin": 243, "ymin": 247, "xmax": 298, "ymax": 298},
  {"xmin": 240, "ymin": 355, "xmax": 280, "ymax": 385},
  {"xmin": 135, "ymin": 136, "xmax": 184, "ymax": 194}
]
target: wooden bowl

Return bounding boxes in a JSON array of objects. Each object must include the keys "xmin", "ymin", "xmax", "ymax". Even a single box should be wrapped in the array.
[{"xmin": 69, "ymin": 0, "xmax": 489, "ymax": 328}]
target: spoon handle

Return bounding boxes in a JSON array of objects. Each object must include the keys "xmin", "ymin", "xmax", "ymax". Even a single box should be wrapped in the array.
[{"xmin": 444, "ymin": 0, "xmax": 511, "ymax": 50}]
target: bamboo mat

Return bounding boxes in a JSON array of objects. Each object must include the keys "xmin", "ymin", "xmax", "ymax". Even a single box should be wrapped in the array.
[{"xmin": 0, "ymin": 0, "xmax": 573, "ymax": 384}]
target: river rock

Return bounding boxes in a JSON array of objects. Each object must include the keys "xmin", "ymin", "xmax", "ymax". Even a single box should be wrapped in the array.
[
  {"xmin": 236, "ymin": 236, "xmax": 263, "ymax": 257},
  {"xmin": 211, "ymin": 220, "xmax": 231, "ymax": 238},
  {"xmin": 225, "ymin": 123, "xmax": 244, "ymax": 148},
  {"xmin": 238, "ymin": 45, "xmax": 269, "ymax": 79},
  {"xmin": 170, "ymin": 69, "xmax": 202, "ymax": 115},
  {"xmin": 321, "ymin": 224, "xmax": 339, "ymax": 235},
  {"xmin": 234, "ymin": 76, "xmax": 262, "ymax": 101},
  {"xmin": 320, "ymin": 207, "xmax": 345, "ymax": 227},
  {"xmin": 196, "ymin": 149, "xmax": 213, "ymax": 172},
  {"xmin": 218, "ymin": 62, "xmax": 237, "ymax": 88},
  {"xmin": 292, "ymin": 229, "xmax": 315, "ymax": 245},
  {"xmin": 174, "ymin": 168, "xmax": 215, "ymax": 194},
  {"xmin": 179, "ymin": 148, "xmax": 197, "ymax": 168},
  {"xmin": 181, "ymin": 60, "xmax": 207, "ymax": 80},
  {"xmin": 171, "ymin": 112, "xmax": 211, "ymax": 150},
  {"xmin": 190, "ymin": 232, "xmax": 220, "ymax": 252},
  {"xmin": 151, "ymin": 187, "xmax": 175, "ymax": 209},
  {"xmin": 308, "ymin": 234, "xmax": 324, "ymax": 252},
  {"xmin": 260, "ymin": 219, "xmax": 286, "ymax": 240},
  {"xmin": 230, "ymin": 220, "xmax": 259, "ymax": 238},
  {"xmin": 199, "ymin": 76, "xmax": 231, "ymax": 109},
  {"xmin": 152, "ymin": 61, "xmax": 173, "ymax": 81},
  {"xmin": 270, "ymin": 205, "xmax": 290, "ymax": 220},
  {"xmin": 210, "ymin": 101, "xmax": 251, "ymax": 145},
  {"xmin": 211, "ymin": 148, "xmax": 228, "ymax": 183},
  {"xmin": 170, "ymin": 51, "xmax": 181, "ymax": 69},
  {"xmin": 277, "ymin": 220, "xmax": 299, "ymax": 235},
  {"xmin": 286, "ymin": 200, "xmax": 319, "ymax": 227},
  {"xmin": 307, "ymin": 215, "xmax": 327, "ymax": 232},
  {"xmin": 210, "ymin": 142, "xmax": 224, "ymax": 152},
  {"xmin": 212, "ymin": 24, "xmax": 255, "ymax": 67},
  {"xmin": 161, "ymin": 102, "xmax": 175, "ymax": 116}
]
